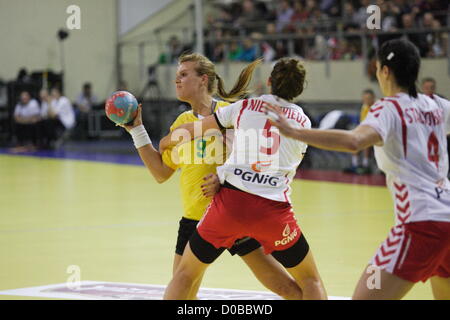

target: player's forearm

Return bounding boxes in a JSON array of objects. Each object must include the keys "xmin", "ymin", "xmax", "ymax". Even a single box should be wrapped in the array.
[
  {"xmin": 136, "ymin": 144, "xmax": 173, "ymax": 183},
  {"xmin": 290, "ymin": 128, "xmax": 362, "ymax": 153},
  {"xmin": 128, "ymin": 124, "xmax": 174, "ymax": 183}
]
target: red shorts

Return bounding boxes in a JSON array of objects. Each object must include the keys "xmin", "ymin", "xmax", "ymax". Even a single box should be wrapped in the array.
[
  {"xmin": 371, "ymin": 221, "xmax": 450, "ymax": 283},
  {"xmin": 197, "ymin": 186, "xmax": 301, "ymax": 255}
]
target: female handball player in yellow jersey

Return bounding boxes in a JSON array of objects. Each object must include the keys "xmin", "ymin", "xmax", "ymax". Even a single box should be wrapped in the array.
[{"xmin": 121, "ymin": 53, "xmax": 303, "ymax": 299}]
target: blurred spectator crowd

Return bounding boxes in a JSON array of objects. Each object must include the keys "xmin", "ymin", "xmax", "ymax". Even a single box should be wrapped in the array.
[
  {"xmin": 11, "ymin": 87, "xmax": 76, "ymax": 152},
  {"xmin": 162, "ymin": 0, "xmax": 449, "ymax": 63},
  {"xmin": 9, "ymin": 79, "xmax": 104, "ymax": 152}
]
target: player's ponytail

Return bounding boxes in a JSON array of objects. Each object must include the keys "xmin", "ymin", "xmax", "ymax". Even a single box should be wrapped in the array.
[
  {"xmin": 178, "ymin": 53, "xmax": 261, "ymax": 102},
  {"xmin": 216, "ymin": 58, "xmax": 262, "ymax": 102},
  {"xmin": 377, "ymin": 38, "xmax": 420, "ymax": 98}
]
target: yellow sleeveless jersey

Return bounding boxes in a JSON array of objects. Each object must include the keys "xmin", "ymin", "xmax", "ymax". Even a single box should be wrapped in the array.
[
  {"xmin": 360, "ymin": 104, "xmax": 370, "ymax": 122},
  {"xmin": 162, "ymin": 100, "xmax": 230, "ymax": 221}
]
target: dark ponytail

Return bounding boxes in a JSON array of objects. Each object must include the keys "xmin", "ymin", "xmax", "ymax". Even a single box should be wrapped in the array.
[{"xmin": 377, "ymin": 38, "xmax": 420, "ymax": 98}]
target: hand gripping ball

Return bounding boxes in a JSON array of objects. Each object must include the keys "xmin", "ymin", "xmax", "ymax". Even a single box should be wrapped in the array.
[{"xmin": 105, "ymin": 91, "xmax": 138, "ymax": 125}]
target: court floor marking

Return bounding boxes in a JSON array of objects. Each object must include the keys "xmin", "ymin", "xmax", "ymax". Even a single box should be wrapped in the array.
[
  {"xmin": 0, "ymin": 281, "xmax": 350, "ymax": 300},
  {"xmin": 0, "ymin": 221, "xmax": 176, "ymax": 234},
  {"xmin": 0, "ymin": 152, "xmax": 386, "ymax": 186}
]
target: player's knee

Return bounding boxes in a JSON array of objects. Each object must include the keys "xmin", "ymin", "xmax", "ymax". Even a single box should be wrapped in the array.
[
  {"xmin": 297, "ymin": 276, "xmax": 323, "ymax": 294},
  {"xmin": 173, "ymin": 268, "xmax": 199, "ymax": 288},
  {"xmin": 273, "ymin": 279, "xmax": 303, "ymax": 300}
]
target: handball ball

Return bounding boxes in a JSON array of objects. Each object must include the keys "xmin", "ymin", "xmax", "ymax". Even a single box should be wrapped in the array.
[{"xmin": 105, "ymin": 91, "xmax": 138, "ymax": 125}]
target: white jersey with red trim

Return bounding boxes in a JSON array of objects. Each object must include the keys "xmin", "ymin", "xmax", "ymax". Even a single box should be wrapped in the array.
[
  {"xmin": 361, "ymin": 92, "xmax": 450, "ymax": 224},
  {"xmin": 214, "ymin": 94, "xmax": 311, "ymax": 203}
]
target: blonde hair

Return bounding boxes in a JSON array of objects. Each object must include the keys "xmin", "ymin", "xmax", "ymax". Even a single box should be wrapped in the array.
[{"xmin": 178, "ymin": 53, "xmax": 262, "ymax": 102}]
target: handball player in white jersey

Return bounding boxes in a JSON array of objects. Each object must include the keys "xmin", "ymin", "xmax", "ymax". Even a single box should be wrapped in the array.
[
  {"xmin": 266, "ymin": 38, "xmax": 450, "ymax": 300},
  {"xmin": 160, "ymin": 58, "xmax": 327, "ymax": 300}
]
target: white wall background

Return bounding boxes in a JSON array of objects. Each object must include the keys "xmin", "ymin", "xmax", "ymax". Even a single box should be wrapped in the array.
[
  {"xmin": 0, "ymin": 0, "xmax": 117, "ymax": 101},
  {"xmin": 118, "ymin": 0, "xmax": 173, "ymax": 36}
]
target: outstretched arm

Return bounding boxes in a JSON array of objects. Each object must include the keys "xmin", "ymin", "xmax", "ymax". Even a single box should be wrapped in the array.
[
  {"xmin": 121, "ymin": 105, "xmax": 174, "ymax": 183},
  {"xmin": 264, "ymin": 104, "xmax": 382, "ymax": 153}
]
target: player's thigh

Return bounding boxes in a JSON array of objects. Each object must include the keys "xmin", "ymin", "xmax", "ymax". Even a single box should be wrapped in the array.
[
  {"xmin": 176, "ymin": 242, "xmax": 211, "ymax": 281},
  {"xmin": 353, "ymin": 265, "xmax": 414, "ymax": 300},
  {"xmin": 284, "ymin": 249, "xmax": 322, "ymax": 284},
  {"xmin": 270, "ymin": 233, "xmax": 323, "ymax": 285},
  {"xmin": 430, "ymin": 276, "xmax": 450, "ymax": 300},
  {"xmin": 283, "ymin": 249, "xmax": 327, "ymax": 300},
  {"xmin": 172, "ymin": 253, "xmax": 182, "ymax": 275}
]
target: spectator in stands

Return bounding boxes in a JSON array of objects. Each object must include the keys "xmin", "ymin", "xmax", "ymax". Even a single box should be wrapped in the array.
[
  {"xmin": 393, "ymin": 0, "xmax": 413, "ymax": 18},
  {"xmin": 353, "ymin": 0, "xmax": 372, "ymax": 28},
  {"xmin": 320, "ymin": 0, "xmax": 338, "ymax": 15},
  {"xmin": 421, "ymin": 77, "xmax": 437, "ymax": 97},
  {"xmin": 255, "ymin": 0, "xmax": 273, "ymax": 21},
  {"xmin": 11, "ymin": 91, "xmax": 40, "ymax": 152},
  {"xmin": 401, "ymin": 13, "xmax": 428, "ymax": 56},
  {"xmin": 296, "ymin": 24, "xmax": 317, "ymax": 59},
  {"xmin": 265, "ymin": 22, "xmax": 287, "ymax": 61},
  {"xmin": 288, "ymin": 1, "xmax": 309, "ymax": 32},
  {"xmin": 215, "ymin": 29, "xmax": 229, "ymax": 62},
  {"xmin": 343, "ymin": 2, "xmax": 360, "ymax": 27},
  {"xmin": 329, "ymin": 37, "xmax": 342, "ymax": 60},
  {"xmin": 214, "ymin": 6, "xmax": 233, "ymax": 30},
  {"xmin": 304, "ymin": 0, "xmax": 318, "ymax": 18},
  {"xmin": 185, "ymin": 0, "xmax": 449, "ymax": 62},
  {"xmin": 414, "ymin": 0, "xmax": 447, "ymax": 21},
  {"xmin": 75, "ymin": 82, "xmax": 98, "ymax": 113},
  {"xmin": 261, "ymin": 41, "xmax": 276, "ymax": 62},
  {"xmin": 228, "ymin": 41, "xmax": 243, "ymax": 61},
  {"xmin": 167, "ymin": 36, "xmax": 184, "ymax": 64},
  {"xmin": 307, "ymin": 32, "xmax": 327, "ymax": 60},
  {"xmin": 340, "ymin": 39, "xmax": 360, "ymax": 60},
  {"xmin": 422, "ymin": 11, "xmax": 435, "ymax": 29},
  {"xmin": 237, "ymin": 38, "xmax": 258, "ymax": 62},
  {"xmin": 310, "ymin": 7, "xmax": 330, "ymax": 28},
  {"xmin": 276, "ymin": 0, "xmax": 294, "ymax": 33},
  {"xmin": 16, "ymin": 68, "xmax": 32, "ymax": 84},
  {"xmin": 349, "ymin": 89, "xmax": 376, "ymax": 174},
  {"xmin": 40, "ymin": 87, "xmax": 75, "ymax": 149},
  {"xmin": 424, "ymin": 14, "xmax": 446, "ymax": 57},
  {"xmin": 74, "ymin": 82, "xmax": 98, "ymax": 139},
  {"xmin": 380, "ymin": 0, "xmax": 399, "ymax": 32},
  {"xmin": 235, "ymin": 0, "xmax": 266, "ymax": 34}
]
